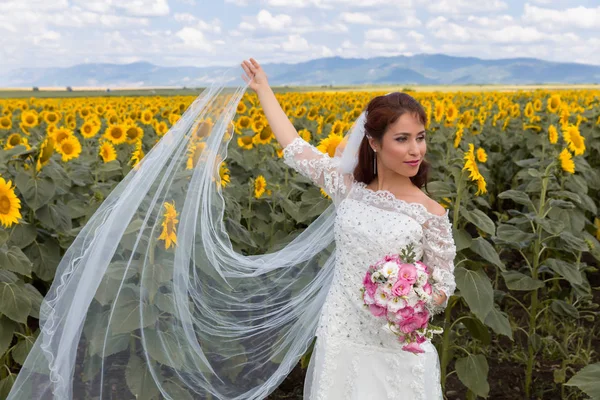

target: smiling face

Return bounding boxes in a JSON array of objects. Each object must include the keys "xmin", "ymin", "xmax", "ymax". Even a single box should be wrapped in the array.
[{"xmin": 368, "ymin": 112, "xmax": 427, "ymax": 178}]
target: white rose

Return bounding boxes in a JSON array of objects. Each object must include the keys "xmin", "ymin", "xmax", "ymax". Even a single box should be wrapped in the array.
[{"xmin": 380, "ymin": 261, "xmax": 399, "ymax": 279}]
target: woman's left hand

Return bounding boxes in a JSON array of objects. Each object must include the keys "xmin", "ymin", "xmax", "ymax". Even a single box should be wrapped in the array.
[{"xmin": 432, "ymin": 290, "xmax": 447, "ymax": 306}]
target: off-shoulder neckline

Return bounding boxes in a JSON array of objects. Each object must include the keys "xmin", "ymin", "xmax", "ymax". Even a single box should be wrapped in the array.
[{"xmin": 353, "ymin": 181, "xmax": 450, "ymax": 219}]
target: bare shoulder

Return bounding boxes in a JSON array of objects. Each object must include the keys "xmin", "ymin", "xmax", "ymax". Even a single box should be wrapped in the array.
[{"xmin": 421, "ymin": 195, "xmax": 447, "ymax": 217}]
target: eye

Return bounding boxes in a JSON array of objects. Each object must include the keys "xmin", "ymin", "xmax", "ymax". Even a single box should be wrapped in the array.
[{"xmin": 418, "ymin": 136, "xmax": 426, "ymax": 141}]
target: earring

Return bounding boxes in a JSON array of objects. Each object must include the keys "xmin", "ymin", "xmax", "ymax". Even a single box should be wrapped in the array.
[{"xmin": 373, "ymin": 149, "xmax": 377, "ymax": 174}]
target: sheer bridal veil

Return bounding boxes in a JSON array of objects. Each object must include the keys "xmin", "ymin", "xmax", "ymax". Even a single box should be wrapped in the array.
[{"xmin": 7, "ymin": 65, "xmax": 368, "ymax": 399}]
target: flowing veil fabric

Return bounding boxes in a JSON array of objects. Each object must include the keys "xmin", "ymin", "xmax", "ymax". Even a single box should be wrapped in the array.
[{"xmin": 7, "ymin": 66, "xmax": 368, "ymax": 400}]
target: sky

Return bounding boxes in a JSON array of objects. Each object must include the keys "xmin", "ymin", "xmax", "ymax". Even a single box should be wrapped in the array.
[{"xmin": 1, "ymin": 0, "xmax": 599, "ymax": 74}]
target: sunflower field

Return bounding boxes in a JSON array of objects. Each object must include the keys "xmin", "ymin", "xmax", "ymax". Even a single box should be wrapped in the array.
[{"xmin": 0, "ymin": 88, "xmax": 599, "ymax": 399}]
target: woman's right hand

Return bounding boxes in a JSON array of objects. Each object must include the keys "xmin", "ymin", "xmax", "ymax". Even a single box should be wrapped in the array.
[{"xmin": 241, "ymin": 58, "xmax": 269, "ymax": 93}]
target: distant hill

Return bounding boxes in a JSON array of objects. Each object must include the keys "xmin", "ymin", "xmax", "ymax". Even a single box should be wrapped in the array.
[{"xmin": 1, "ymin": 54, "xmax": 599, "ymax": 88}]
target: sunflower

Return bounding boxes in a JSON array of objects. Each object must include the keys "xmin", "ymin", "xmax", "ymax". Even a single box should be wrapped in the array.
[
  {"xmin": 236, "ymin": 101, "xmax": 247, "ymax": 115},
  {"xmin": 254, "ymin": 175, "xmax": 267, "ymax": 198},
  {"xmin": 547, "ymin": 94, "xmax": 561, "ymax": 113},
  {"xmin": 158, "ymin": 201, "xmax": 179, "ymax": 250},
  {"xmin": 140, "ymin": 109, "xmax": 154, "ymax": 125},
  {"xmin": 562, "ymin": 124, "xmax": 585, "ymax": 156},
  {"xmin": 36, "ymin": 137, "xmax": 55, "ymax": 172},
  {"xmin": 294, "ymin": 106, "xmax": 307, "ymax": 119},
  {"xmin": 185, "ymin": 141, "xmax": 206, "ymax": 170},
  {"xmin": 237, "ymin": 135, "xmax": 253, "ymax": 150},
  {"xmin": 153, "ymin": 121, "xmax": 168, "ymax": 137},
  {"xmin": 445, "ymin": 103, "xmax": 458, "ymax": 123},
  {"xmin": 533, "ymin": 98, "xmax": 542, "ymax": 112},
  {"xmin": 21, "ymin": 110, "xmax": 39, "ymax": 129},
  {"xmin": 307, "ymin": 106, "xmax": 319, "ymax": 121},
  {"xmin": 453, "ymin": 124, "xmax": 464, "ymax": 149},
  {"xmin": 125, "ymin": 124, "xmax": 144, "ymax": 143},
  {"xmin": 298, "ymin": 129, "xmax": 311, "ymax": 142},
  {"xmin": 434, "ymin": 101, "xmax": 445, "ymax": 122},
  {"xmin": 56, "ymin": 136, "xmax": 82, "ymax": 162},
  {"xmin": 548, "ymin": 125, "xmax": 558, "ymax": 144},
  {"xmin": 168, "ymin": 113, "xmax": 180, "ymax": 126},
  {"xmin": 236, "ymin": 116, "xmax": 251, "ymax": 132},
  {"xmin": 317, "ymin": 133, "xmax": 343, "ymax": 157},
  {"xmin": 0, "ymin": 115, "xmax": 12, "ymax": 130},
  {"xmin": 103, "ymin": 124, "xmax": 128, "ymax": 145},
  {"xmin": 476, "ymin": 147, "xmax": 487, "ymax": 163},
  {"xmin": 218, "ymin": 162, "xmax": 230, "ymax": 188},
  {"xmin": 99, "ymin": 141, "xmax": 117, "ymax": 163},
  {"xmin": 331, "ymin": 120, "xmax": 345, "ymax": 136},
  {"xmin": 252, "ymin": 125, "xmax": 273, "ymax": 145},
  {"xmin": 251, "ymin": 118, "xmax": 265, "ymax": 134},
  {"xmin": 130, "ymin": 139, "xmax": 145, "ymax": 168},
  {"xmin": 4, "ymin": 133, "xmax": 24, "ymax": 150},
  {"xmin": 80, "ymin": 120, "xmax": 100, "ymax": 139},
  {"xmin": 558, "ymin": 148, "xmax": 575, "ymax": 174},
  {"xmin": 52, "ymin": 127, "xmax": 74, "ymax": 143},
  {"xmin": 0, "ymin": 176, "xmax": 22, "ymax": 228}
]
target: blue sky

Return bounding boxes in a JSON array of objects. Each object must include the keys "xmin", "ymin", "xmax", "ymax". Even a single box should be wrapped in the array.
[{"xmin": 1, "ymin": 0, "xmax": 599, "ymax": 74}]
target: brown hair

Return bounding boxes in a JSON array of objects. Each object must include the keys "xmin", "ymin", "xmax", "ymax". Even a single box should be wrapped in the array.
[{"xmin": 353, "ymin": 92, "xmax": 430, "ymax": 192}]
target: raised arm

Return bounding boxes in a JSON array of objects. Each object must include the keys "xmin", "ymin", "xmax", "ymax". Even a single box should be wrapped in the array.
[
  {"xmin": 422, "ymin": 214, "xmax": 457, "ymax": 315},
  {"xmin": 241, "ymin": 58, "xmax": 299, "ymax": 148},
  {"xmin": 241, "ymin": 58, "xmax": 351, "ymax": 204}
]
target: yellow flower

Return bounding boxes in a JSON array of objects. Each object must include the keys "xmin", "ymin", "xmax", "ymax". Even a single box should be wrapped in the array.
[
  {"xmin": 453, "ymin": 125, "xmax": 464, "ymax": 149},
  {"xmin": 52, "ymin": 127, "xmax": 73, "ymax": 144},
  {"xmin": 547, "ymin": 94, "xmax": 561, "ymax": 113},
  {"xmin": 80, "ymin": 120, "xmax": 100, "ymax": 139},
  {"xmin": 475, "ymin": 176, "xmax": 487, "ymax": 196},
  {"xmin": 252, "ymin": 125, "xmax": 273, "ymax": 145},
  {"xmin": 533, "ymin": 98, "xmax": 542, "ymax": 112},
  {"xmin": 463, "ymin": 143, "xmax": 486, "ymax": 195},
  {"xmin": 56, "ymin": 136, "xmax": 82, "ymax": 162},
  {"xmin": 595, "ymin": 217, "xmax": 600, "ymax": 241},
  {"xmin": 21, "ymin": 110, "xmax": 39, "ymax": 128},
  {"xmin": 103, "ymin": 124, "xmax": 128, "ymax": 145},
  {"xmin": 562, "ymin": 124, "xmax": 585, "ymax": 156},
  {"xmin": 0, "ymin": 176, "xmax": 22, "ymax": 228},
  {"xmin": 185, "ymin": 141, "xmax": 206, "ymax": 170},
  {"xmin": 99, "ymin": 141, "xmax": 117, "ymax": 163},
  {"xmin": 36, "ymin": 137, "xmax": 55, "ymax": 172},
  {"xmin": 251, "ymin": 118, "xmax": 265, "ymax": 134},
  {"xmin": 237, "ymin": 135, "xmax": 254, "ymax": 150},
  {"xmin": 130, "ymin": 139, "xmax": 145, "ymax": 167},
  {"xmin": 524, "ymin": 102, "xmax": 534, "ymax": 119},
  {"xmin": 548, "ymin": 125, "xmax": 558, "ymax": 144},
  {"xmin": 294, "ymin": 106, "xmax": 307, "ymax": 119},
  {"xmin": 4, "ymin": 133, "xmax": 25, "ymax": 150},
  {"xmin": 0, "ymin": 116, "xmax": 12, "ymax": 130},
  {"xmin": 140, "ymin": 109, "xmax": 154, "ymax": 125},
  {"xmin": 44, "ymin": 111, "xmax": 60, "ymax": 125},
  {"xmin": 237, "ymin": 101, "xmax": 247, "ymax": 114},
  {"xmin": 317, "ymin": 134, "xmax": 343, "ymax": 157},
  {"xmin": 558, "ymin": 148, "xmax": 575, "ymax": 174},
  {"xmin": 299, "ymin": 129, "xmax": 311, "ymax": 142},
  {"xmin": 219, "ymin": 162, "xmax": 230, "ymax": 188},
  {"xmin": 434, "ymin": 101, "xmax": 444, "ymax": 122},
  {"xmin": 476, "ymin": 147, "xmax": 487, "ymax": 163},
  {"xmin": 158, "ymin": 201, "xmax": 179, "ymax": 249},
  {"xmin": 254, "ymin": 175, "xmax": 267, "ymax": 198},
  {"xmin": 126, "ymin": 124, "xmax": 144, "ymax": 143},
  {"xmin": 168, "ymin": 113, "xmax": 180, "ymax": 126},
  {"xmin": 236, "ymin": 116, "xmax": 251, "ymax": 132}
]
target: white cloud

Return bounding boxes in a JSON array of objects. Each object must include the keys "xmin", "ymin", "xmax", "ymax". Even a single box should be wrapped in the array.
[
  {"xmin": 340, "ymin": 12, "xmax": 374, "ymax": 24},
  {"xmin": 365, "ymin": 28, "xmax": 397, "ymax": 42},
  {"xmin": 466, "ymin": 14, "xmax": 514, "ymax": 28},
  {"xmin": 175, "ymin": 27, "xmax": 215, "ymax": 51},
  {"xmin": 224, "ymin": 0, "xmax": 248, "ymax": 5},
  {"xmin": 256, "ymin": 10, "xmax": 292, "ymax": 31},
  {"xmin": 522, "ymin": 4, "xmax": 600, "ymax": 30},
  {"xmin": 282, "ymin": 34, "xmax": 310, "ymax": 52},
  {"xmin": 423, "ymin": 0, "xmax": 507, "ymax": 14},
  {"xmin": 174, "ymin": 13, "xmax": 197, "ymax": 23}
]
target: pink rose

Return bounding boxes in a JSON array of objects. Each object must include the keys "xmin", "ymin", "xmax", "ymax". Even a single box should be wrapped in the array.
[
  {"xmin": 413, "ymin": 301, "xmax": 427, "ymax": 313},
  {"xmin": 369, "ymin": 304, "xmax": 387, "ymax": 317},
  {"xmin": 397, "ymin": 306, "xmax": 414, "ymax": 319},
  {"xmin": 391, "ymin": 279, "xmax": 411, "ymax": 297},
  {"xmin": 414, "ymin": 311, "xmax": 429, "ymax": 329},
  {"xmin": 363, "ymin": 271, "xmax": 377, "ymax": 297},
  {"xmin": 399, "ymin": 316, "xmax": 422, "ymax": 334},
  {"xmin": 423, "ymin": 282, "xmax": 432, "ymax": 295},
  {"xmin": 398, "ymin": 263, "xmax": 417, "ymax": 284},
  {"xmin": 402, "ymin": 341, "xmax": 425, "ymax": 354}
]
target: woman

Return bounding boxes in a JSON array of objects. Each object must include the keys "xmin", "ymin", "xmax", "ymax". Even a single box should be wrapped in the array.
[
  {"xmin": 7, "ymin": 59, "xmax": 455, "ymax": 400},
  {"xmin": 241, "ymin": 58, "xmax": 456, "ymax": 399}
]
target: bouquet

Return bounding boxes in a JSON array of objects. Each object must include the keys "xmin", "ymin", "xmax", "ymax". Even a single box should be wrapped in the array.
[{"xmin": 360, "ymin": 243, "xmax": 444, "ymax": 354}]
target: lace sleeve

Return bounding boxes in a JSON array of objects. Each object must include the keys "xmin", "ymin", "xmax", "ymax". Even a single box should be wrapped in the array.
[
  {"xmin": 282, "ymin": 136, "xmax": 350, "ymax": 205},
  {"xmin": 421, "ymin": 213, "xmax": 457, "ymax": 315}
]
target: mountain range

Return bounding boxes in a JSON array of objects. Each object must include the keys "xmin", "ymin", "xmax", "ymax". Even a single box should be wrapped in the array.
[{"xmin": 2, "ymin": 54, "xmax": 599, "ymax": 88}]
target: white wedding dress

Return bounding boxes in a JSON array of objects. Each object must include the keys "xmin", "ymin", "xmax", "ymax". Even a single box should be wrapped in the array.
[{"xmin": 281, "ymin": 137, "xmax": 457, "ymax": 400}]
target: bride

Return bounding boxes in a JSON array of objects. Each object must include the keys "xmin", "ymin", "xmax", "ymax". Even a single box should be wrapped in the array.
[
  {"xmin": 241, "ymin": 58, "xmax": 456, "ymax": 399},
  {"xmin": 6, "ymin": 58, "xmax": 456, "ymax": 400}
]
